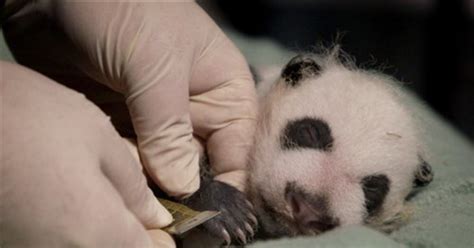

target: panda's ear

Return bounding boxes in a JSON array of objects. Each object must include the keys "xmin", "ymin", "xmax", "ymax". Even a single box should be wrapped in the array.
[
  {"xmin": 281, "ymin": 54, "xmax": 322, "ymax": 87},
  {"xmin": 413, "ymin": 157, "xmax": 434, "ymax": 187}
]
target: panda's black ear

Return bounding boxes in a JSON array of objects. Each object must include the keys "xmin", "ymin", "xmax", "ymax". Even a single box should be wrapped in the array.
[
  {"xmin": 281, "ymin": 54, "xmax": 322, "ymax": 87},
  {"xmin": 413, "ymin": 157, "xmax": 434, "ymax": 187}
]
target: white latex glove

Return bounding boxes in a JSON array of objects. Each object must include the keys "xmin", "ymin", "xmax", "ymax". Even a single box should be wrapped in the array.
[
  {"xmin": 1, "ymin": 61, "xmax": 175, "ymax": 247},
  {"xmin": 3, "ymin": 0, "xmax": 257, "ymax": 198}
]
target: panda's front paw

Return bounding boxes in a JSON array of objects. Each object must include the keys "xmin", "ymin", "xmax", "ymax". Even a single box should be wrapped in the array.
[{"xmin": 185, "ymin": 180, "xmax": 258, "ymax": 246}]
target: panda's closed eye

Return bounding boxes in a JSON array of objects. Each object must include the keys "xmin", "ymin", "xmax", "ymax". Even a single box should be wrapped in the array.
[
  {"xmin": 281, "ymin": 117, "xmax": 334, "ymax": 151},
  {"xmin": 361, "ymin": 174, "xmax": 390, "ymax": 216}
]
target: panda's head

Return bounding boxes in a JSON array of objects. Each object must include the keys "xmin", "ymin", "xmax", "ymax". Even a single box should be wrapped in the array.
[{"xmin": 247, "ymin": 51, "xmax": 433, "ymax": 238}]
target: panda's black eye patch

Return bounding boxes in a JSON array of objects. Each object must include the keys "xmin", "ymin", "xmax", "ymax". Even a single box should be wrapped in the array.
[
  {"xmin": 361, "ymin": 174, "xmax": 390, "ymax": 216},
  {"xmin": 281, "ymin": 117, "xmax": 333, "ymax": 151},
  {"xmin": 281, "ymin": 54, "xmax": 321, "ymax": 87}
]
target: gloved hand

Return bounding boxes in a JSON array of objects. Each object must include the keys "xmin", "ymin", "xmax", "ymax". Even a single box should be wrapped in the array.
[
  {"xmin": 1, "ymin": 61, "xmax": 175, "ymax": 247},
  {"xmin": 3, "ymin": 0, "xmax": 257, "ymax": 198}
]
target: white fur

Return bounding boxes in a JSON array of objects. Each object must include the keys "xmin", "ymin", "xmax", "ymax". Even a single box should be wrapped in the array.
[{"xmin": 248, "ymin": 52, "xmax": 422, "ymax": 235}]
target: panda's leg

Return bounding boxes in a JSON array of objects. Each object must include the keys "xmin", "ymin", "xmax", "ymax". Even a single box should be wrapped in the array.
[
  {"xmin": 181, "ymin": 157, "xmax": 257, "ymax": 246},
  {"xmin": 122, "ymin": 128, "xmax": 257, "ymax": 245}
]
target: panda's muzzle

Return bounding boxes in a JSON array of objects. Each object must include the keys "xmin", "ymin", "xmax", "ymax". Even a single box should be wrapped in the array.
[{"xmin": 285, "ymin": 182, "xmax": 339, "ymax": 233}]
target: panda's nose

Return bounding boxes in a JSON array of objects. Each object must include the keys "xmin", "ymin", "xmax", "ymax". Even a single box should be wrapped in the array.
[{"xmin": 285, "ymin": 189, "xmax": 339, "ymax": 232}]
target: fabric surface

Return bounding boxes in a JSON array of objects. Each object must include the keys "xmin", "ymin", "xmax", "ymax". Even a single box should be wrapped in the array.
[
  {"xmin": 0, "ymin": 32, "xmax": 14, "ymax": 62},
  {"xmin": 2, "ymin": 27, "xmax": 473, "ymax": 247}
]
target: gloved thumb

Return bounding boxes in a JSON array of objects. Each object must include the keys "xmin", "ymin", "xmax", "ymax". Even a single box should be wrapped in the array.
[{"xmin": 100, "ymin": 129, "xmax": 173, "ymax": 229}]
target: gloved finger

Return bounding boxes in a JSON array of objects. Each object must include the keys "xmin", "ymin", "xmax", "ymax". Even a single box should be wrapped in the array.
[
  {"xmin": 189, "ymin": 27, "xmax": 258, "ymax": 178},
  {"xmin": 214, "ymin": 170, "xmax": 248, "ymax": 192},
  {"xmin": 81, "ymin": 173, "xmax": 165, "ymax": 248},
  {"xmin": 126, "ymin": 80, "xmax": 200, "ymax": 199},
  {"xmin": 122, "ymin": 136, "xmax": 205, "ymax": 171},
  {"xmin": 98, "ymin": 118, "xmax": 174, "ymax": 229},
  {"xmin": 1, "ymin": 61, "xmax": 166, "ymax": 247},
  {"xmin": 48, "ymin": 1, "xmax": 201, "ymax": 198},
  {"xmin": 1, "ymin": 162, "xmax": 163, "ymax": 248},
  {"xmin": 147, "ymin": 229, "xmax": 176, "ymax": 248}
]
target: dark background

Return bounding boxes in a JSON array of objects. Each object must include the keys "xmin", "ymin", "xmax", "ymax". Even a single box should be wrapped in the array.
[{"xmin": 199, "ymin": 0, "xmax": 474, "ymax": 141}]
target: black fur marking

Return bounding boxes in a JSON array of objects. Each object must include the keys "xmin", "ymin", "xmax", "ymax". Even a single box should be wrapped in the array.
[
  {"xmin": 285, "ymin": 182, "xmax": 339, "ymax": 232},
  {"xmin": 281, "ymin": 117, "xmax": 334, "ymax": 151},
  {"xmin": 256, "ymin": 195, "xmax": 291, "ymax": 239},
  {"xmin": 260, "ymin": 196, "xmax": 281, "ymax": 225},
  {"xmin": 183, "ymin": 179, "xmax": 256, "ymax": 245},
  {"xmin": 149, "ymin": 154, "xmax": 256, "ymax": 245},
  {"xmin": 361, "ymin": 175, "xmax": 390, "ymax": 216},
  {"xmin": 414, "ymin": 158, "xmax": 434, "ymax": 187},
  {"xmin": 281, "ymin": 54, "xmax": 321, "ymax": 86}
]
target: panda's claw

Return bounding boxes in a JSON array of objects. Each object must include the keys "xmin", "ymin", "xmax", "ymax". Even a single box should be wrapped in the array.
[
  {"xmin": 222, "ymin": 228, "xmax": 231, "ymax": 246},
  {"xmin": 246, "ymin": 200, "xmax": 255, "ymax": 210},
  {"xmin": 184, "ymin": 179, "xmax": 256, "ymax": 245},
  {"xmin": 248, "ymin": 213, "xmax": 258, "ymax": 227},
  {"xmin": 245, "ymin": 222, "xmax": 254, "ymax": 237},
  {"xmin": 236, "ymin": 228, "xmax": 247, "ymax": 245}
]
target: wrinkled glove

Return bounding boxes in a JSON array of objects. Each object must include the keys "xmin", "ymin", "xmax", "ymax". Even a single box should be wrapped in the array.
[
  {"xmin": 1, "ymin": 61, "xmax": 174, "ymax": 247},
  {"xmin": 3, "ymin": 0, "xmax": 257, "ymax": 197}
]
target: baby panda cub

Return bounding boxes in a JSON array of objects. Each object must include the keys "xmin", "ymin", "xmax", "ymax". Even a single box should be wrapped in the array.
[
  {"xmin": 247, "ymin": 51, "xmax": 433, "ymax": 239},
  {"xmin": 181, "ymin": 50, "xmax": 434, "ymax": 245}
]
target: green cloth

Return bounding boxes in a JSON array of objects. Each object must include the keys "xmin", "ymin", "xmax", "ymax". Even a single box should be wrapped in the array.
[
  {"xmin": 251, "ymin": 226, "xmax": 403, "ymax": 248},
  {"xmin": 0, "ymin": 32, "xmax": 14, "ymax": 62}
]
